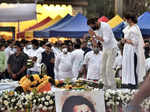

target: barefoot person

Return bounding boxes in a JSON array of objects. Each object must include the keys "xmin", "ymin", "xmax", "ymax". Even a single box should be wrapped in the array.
[{"xmin": 87, "ymin": 17, "xmax": 118, "ymax": 89}]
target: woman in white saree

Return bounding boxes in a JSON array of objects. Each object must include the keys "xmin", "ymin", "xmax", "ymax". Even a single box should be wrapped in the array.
[{"xmin": 122, "ymin": 13, "xmax": 145, "ymax": 89}]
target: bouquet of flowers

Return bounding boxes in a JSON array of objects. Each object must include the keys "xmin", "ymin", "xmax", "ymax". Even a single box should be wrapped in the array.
[{"xmin": 15, "ymin": 74, "xmax": 54, "ymax": 93}]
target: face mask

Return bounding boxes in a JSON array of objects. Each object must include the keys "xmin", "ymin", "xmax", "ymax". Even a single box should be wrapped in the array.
[
  {"xmin": 62, "ymin": 48, "xmax": 68, "ymax": 54},
  {"xmin": 93, "ymin": 48, "xmax": 99, "ymax": 54},
  {"xmin": 26, "ymin": 45, "xmax": 31, "ymax": 49}
]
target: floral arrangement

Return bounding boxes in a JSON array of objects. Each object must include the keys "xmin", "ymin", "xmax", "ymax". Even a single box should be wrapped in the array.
[
  {"xmin": 55, "ymin": 78, "xmax": 104, "ymax": 90},
  {"xmin": 0, "ymin": 91, "xmax": 55, "ymax": 112},
  {"xmin": 15, "ymin": 74, "xmax": 53, "ymax": 93},
  {"xmin": 104, "ymin": 89, "xmax": 150, "ymax": 112},
  {"xmin": 0, "ymin": 89, "xmax": 150, "ymax": 112}
]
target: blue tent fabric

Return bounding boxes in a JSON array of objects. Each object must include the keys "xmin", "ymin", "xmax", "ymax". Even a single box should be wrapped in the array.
[
  {"xmin": 138, "ymin": 12, "xmax": 150, "ymax": 37},
  {"xmin": 48, "ymin": 13, "xmax": 90, "ymax": 38},
  {"xmin": 112, "ymin": 22, "xmax": 125, "ymax": 39},
  {"xmin": 44, "ymin": 13, "xmax": 90, "ymax": 38},
  {"xmin": 34, "ymin": 14, "xmax": 72, "ymax": 37}
]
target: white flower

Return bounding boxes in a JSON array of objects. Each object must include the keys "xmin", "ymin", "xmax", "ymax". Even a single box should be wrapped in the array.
[
  {"xmin": 21, "ymin": 93, "xmax": 25, "ymax": 96},
  {"xmin": 116, "ymin": 101, "xmax": 119, "ymax": 105},
  {"xmin": 4, "ymin": 95, "xmax": 8, "ymax": 98},
  {"xmin": 106, "ymin": 102, "xmax": 111, "ymax": 106},
  {"xmin": 15, "ymin": 106, "xmax": 17, "ymax": 109},
  {"xmin": 4, "ymin": 100, "xmax": 9, "ymax": 105},
  {"xmin": 26, "ymin": 94, "xmax": 32, "ymax": 100},
  {"xmin": 33, "ymin": 99, "xmax": 36, "ymax": 103},
  {"xmin": 0, "ymin": 98, "xmax": 2, "ymax": 103},
  {"xmin": 19, "ymin": 104, "xmax": 23, "ymax": 108},
  {"xmin": 39, "ymin": 104, "xmax": 43, "ymax": 108},
  {"xmin": 43, "ymin": 106, "xmax": 47, "ymax": 111},
  {"xmin": 11, "ymin": 99, "xmax": 15, "ymax": 102},
  {"xmin": 30, "ymin": 92, "xmax": 34, "ymax": 96},
  {"xmin": 48, "ymin": 106, "xmax": 53, "ymax": 110},
  {"xmin": 45, "ymin": 101, "xmax": 49, "ymax": 106},
  {"xmin": 46, "ymin": 95, "xmax": 50, "ymax": 100},
  {"xmin": 1, "ymin": 108, "xmax": 5, "ymax": 110},
  {"xmin": 25, "ymin": 102, "xmax": 28, "ymax": 105},
  {"xmin": 49, "ymin": 100, "xmax": 53, "ymax": 104},
  {"xmin": 41, "ymin": 97, "xmax": 45, "ymax": 101}
]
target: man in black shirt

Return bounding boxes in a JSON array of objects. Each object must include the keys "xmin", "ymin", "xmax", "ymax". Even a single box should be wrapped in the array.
[
  {"xmin": 41, "ymin": 43, "xmax": 55, "ymax": 79},
  {"xmin": 7, "ymin": 41, "xmax": 28, "ymax": 81}
]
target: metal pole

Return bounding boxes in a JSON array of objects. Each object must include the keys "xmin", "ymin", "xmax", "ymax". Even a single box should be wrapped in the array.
[
  {"xmin": 115, "ymin": 0, "xmax": 123, "ymax": 16},
  {"xmin": 115, "ymin": 0, "xmax": 118, "ymax": 15}
]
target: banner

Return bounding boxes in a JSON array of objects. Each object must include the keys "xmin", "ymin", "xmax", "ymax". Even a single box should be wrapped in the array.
[
  {"xmin": 55, "ymin": 90, "xmax": 105, "ymax": 112},
  {"xmin": 0, "ymin": 4, "xmax": 36, "ymax": 22}
]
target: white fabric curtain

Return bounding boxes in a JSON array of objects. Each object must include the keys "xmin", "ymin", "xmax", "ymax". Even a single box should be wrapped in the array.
[{"xmin": 0, "ymin": 3, "xmax": 36, "ymax": 22}]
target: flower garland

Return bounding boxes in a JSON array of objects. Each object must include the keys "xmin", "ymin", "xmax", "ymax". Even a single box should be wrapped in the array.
[{"xmin": 0, "ymin": 89, "xmax": 150, "ymax": 112}]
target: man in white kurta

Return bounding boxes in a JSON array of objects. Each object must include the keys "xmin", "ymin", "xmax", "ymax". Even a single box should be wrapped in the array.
[
  {"xmin": 71, "ymin": 44, "xmax": 84, "ymax": 79},
  {"xmin": 88, "ymin": 18, "xmax": 117, "ymax": 89},
  {"xmin": 55, "ymin": 45, "xmax": 73, "ymax": 80},
  {"xmin": 83, "ymin": 49, "xmax": 102, "ymax": 80},
  {"xmin": 27, "ymin": 47, "xmax": 42, "ymax": 74}
]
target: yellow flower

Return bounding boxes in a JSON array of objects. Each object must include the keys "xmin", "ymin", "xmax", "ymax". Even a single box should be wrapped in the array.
[
  {"xmin": 19, "ymin": 76, "xmax": 27, "ymax": 84},
  {"xmin": 33, "ymin": 74, "xmax": 40, "ymax": 81}
]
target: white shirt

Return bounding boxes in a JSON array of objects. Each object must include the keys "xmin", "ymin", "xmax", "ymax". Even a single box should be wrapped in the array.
[
  {"xmin": 83, "ymin": 51, "xmax": 102, "ymax": 80},
  {"xmin": 28, "ymin": 48, "xmax": 42, "ymax": 72},
  {"xmin": 23, "ymin": 47, "xmax": 32, "ymax": 56},
  {"xmin": 71, "ymin": 49, "xmax": 84, "ymax": 78},
  {"xmin": 5, "ymin": 46, "xmax": 14, "ymax": 68},
  {"xmin": 38, "ymin": 47, "xmax": 45, "ymax": 54},
  {"xmin": 95, "ymin": 22, "xmax": 117, "ymax": 50},
  {"xmin": 55, "ymin": 52, "xmax": 73, "ymax": 80},
  {"xmin": 51, "ymin": 46, "xmax": 61, "ymax": 57}
]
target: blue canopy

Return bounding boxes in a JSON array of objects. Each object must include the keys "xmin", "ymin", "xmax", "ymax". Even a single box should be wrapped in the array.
[
  {"xmin": 34, "ymin": 14, "xmax": 72, "ymax": 37},
  {"xmin": 112, "ymin": 22, "xmax": 125, "ymax": 39},
  {"xmin": 39, "ymin": 13, "xmax": 90, "ymax": 38},
  {"xmin": 138, "ymin": 11, "xmax": 150, "ymax": 37}
]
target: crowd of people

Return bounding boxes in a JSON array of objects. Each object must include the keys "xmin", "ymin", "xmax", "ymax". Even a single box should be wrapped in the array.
[
  {"xmin": 1, "ymin": 13, "xmax": 150, "ymax": 111},
  {"xmin": 0, "ymin": 13, "xmax": 150, "ymax": 91}
]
